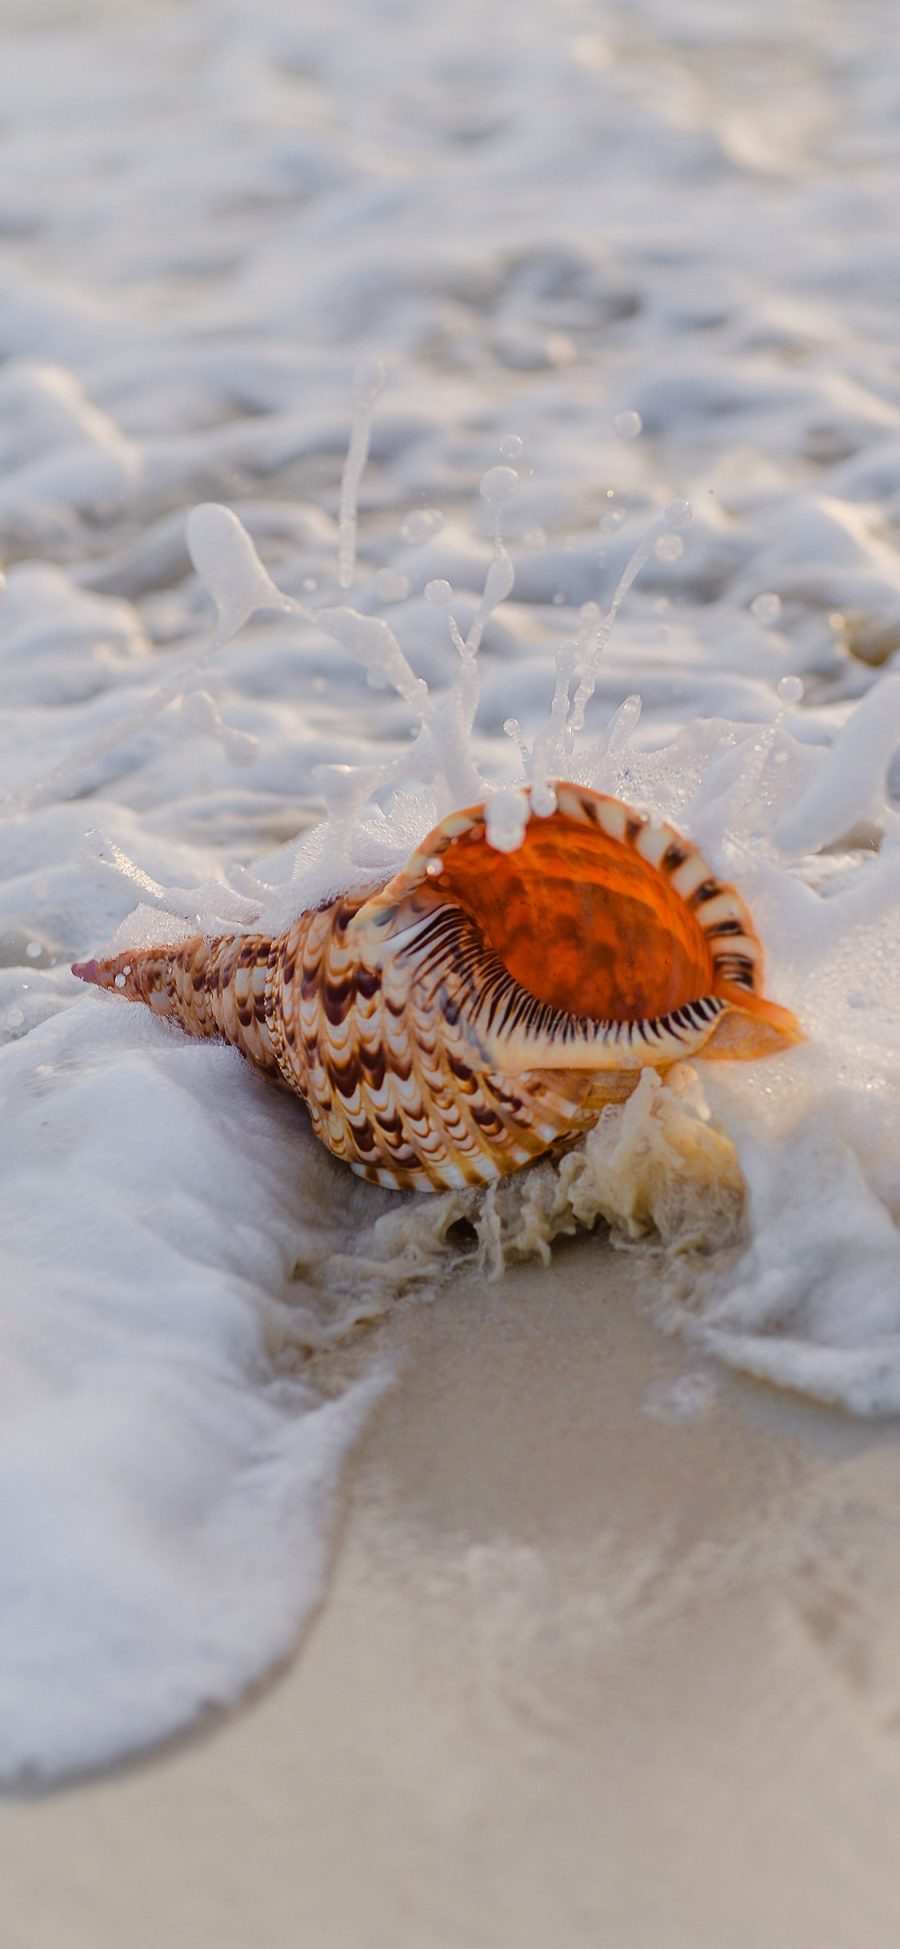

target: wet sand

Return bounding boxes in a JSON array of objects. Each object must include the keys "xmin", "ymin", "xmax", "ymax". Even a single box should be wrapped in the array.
[{"xmin": 6, "ymin": 1238, "xmax": 900, "ymax": 1948}]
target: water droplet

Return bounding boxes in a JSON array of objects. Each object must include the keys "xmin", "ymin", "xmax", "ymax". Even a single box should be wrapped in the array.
[
  {"xmin": 114, "ymin": 973, "xmax": 127, "ymax": 989},
  {"xmin": 777, "ymin": 675, "xmax": 804, "ymax": 705},
  {"xmin": 352, "ymin": 358, "xmax": 386, "ymax": 407},
  {"xmin": 373, "ymin": 568, "xmax": 410, "ymax": 603},
  {"xmin": 302, "ymin": 576, "xmax": 318, "ymax": 592},
  {"xmin": 25, "ymin": 941, "xmax": 42, "ymax": 961},
  {"xmin": 401, "ymin": 508, "xmax": 445, "ymax": 545},
  {"xmin": 664, "ymin": 498, "xmax": 692, "ymax": 529},
  {"xmin": 654, "ymin": 532, "xmax": 684, "ymax": 563},
  {"xmin": 552, "ymin": 591, "xmax": 566, "ymax": 606},
  {"xmin": 521, "ymin": 528, "xmax": 547, "ymax": 551},
  {"xmin": 530, "ymin": 780, "xmax": 558, "ymax": 818},
  {"xmin": 613, "ymin": 409, "xmax": 642, "ymax": 440},
  {"xmin": 751, "ymin": 592, "xmax": 782, "ymax": 624},
  {"xmin": 485, "ymin": 788, "xmax": 530, "ymax": 854},
  {"xmin": 600, "ymin": 508, "xmax": 626, "ymax": 533},
  {"xmin": 425, "ymin": 858, "xmax": 444, "ymax": 878},
  {"xmin": 829, "ymin": 610, "xmax": 846, "ymax": 632},
  {"xmin": 425, "ymin": 578, "xmax": 453, "ymax": 608},
  {"xmin": 5, "ymin": 1006, "xmax": 24, "ymax": 1029},
  {"xmin": 499, "ymin": 434, "xmax": 524, "ymax": 459},
  {"xmin": 479, "ymin": 466, "xmax": 519, "ymax": 505},
  {"xmin": 579, "ymin": 601, "xmax": 600, "ymax": 624}
]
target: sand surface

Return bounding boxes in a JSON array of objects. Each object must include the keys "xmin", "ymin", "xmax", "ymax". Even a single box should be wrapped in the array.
[{"xmin": 6, "ymin": 1239, "xmax": 900, "ymax": 1949}]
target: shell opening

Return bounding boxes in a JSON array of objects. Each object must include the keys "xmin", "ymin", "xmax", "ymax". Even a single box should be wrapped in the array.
[{"xmin": 432, "ymin": 810, "xmax": 715, "ymax": 1024}]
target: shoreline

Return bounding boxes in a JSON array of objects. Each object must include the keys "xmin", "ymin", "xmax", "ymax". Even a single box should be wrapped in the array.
[{"xmin": 6, "ymin": 1237, "xmax": 900, "ymax": 1948}]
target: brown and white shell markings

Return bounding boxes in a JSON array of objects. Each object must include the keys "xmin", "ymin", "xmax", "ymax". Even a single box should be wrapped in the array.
[{"xmin": 73, "ymin": 783, "xmax": 801, "ymax": 1192}]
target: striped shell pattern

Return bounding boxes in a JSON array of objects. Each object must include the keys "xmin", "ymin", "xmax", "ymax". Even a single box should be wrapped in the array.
[{"xmin": 73, "ymin": 782, "xmax": 801, "ymax": 1192}]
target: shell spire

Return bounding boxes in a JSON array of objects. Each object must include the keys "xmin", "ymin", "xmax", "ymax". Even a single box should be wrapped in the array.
[{"xmin": 73, "ymin": 784, "xmax": 802, "ymax": 1192}]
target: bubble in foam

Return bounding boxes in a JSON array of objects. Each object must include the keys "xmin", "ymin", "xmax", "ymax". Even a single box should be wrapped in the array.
[
  {"xmin": 425, "ymin": 578, "xmax": 453, "ymax": 607},
  {"xmin": 751, "ymin": 592, "xmax": 783, "ymax": 624},
  {"xmin": 401, "ymin": 508, "xmax": 445, "ymax": 545},
  {"xmin": 654, "ymin": 532, "xmax": 684, "ymax": 563},
  {"xmin": 613, "ymin": 409, "xmax": 642, "ymax": 440},
  {"xmin": 373, "ymin": 568, "xmax": 410, "ymax": 603},
  {"xmin": 777, "ymin": 675, "xmax": 804, "ymax": 705},
  {"xmin": 499, "ymin": 434, "xmax": 524, "ymax": 459},
  {"xmin": 479, "ymin": 466, "xmax": 519, "ymax": 505}
]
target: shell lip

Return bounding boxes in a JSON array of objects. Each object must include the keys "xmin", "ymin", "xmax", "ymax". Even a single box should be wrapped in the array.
[{"xmin": 345, "ymin": 779, "xmax": 801, "ymax": 1064}]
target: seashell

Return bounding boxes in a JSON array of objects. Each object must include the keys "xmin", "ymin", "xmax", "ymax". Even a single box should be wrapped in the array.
[{"xmin": 72, "ymin": 782, "xmax": 801, "ymax": 1192}]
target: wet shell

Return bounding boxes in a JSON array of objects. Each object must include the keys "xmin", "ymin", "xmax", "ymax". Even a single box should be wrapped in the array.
[{"xmin": 72, "ymin": 782, "xmax": 801, "ymax": 1192}]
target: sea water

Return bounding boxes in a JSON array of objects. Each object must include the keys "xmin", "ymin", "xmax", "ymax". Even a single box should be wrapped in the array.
[{"xmin": 1, "ymin": 0, "xmax": 900, "ymax": 1782}]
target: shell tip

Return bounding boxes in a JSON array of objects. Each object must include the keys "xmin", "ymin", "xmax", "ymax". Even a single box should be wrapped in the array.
[{"xmin": 72, "ymin": 958, "xmax": 102, "ymax": 987}]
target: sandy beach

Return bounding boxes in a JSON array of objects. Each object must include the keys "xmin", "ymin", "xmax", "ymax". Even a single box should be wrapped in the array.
[{"xmin": 6, "ymin": 1238, "xmax": 900, "ymax": 1948}]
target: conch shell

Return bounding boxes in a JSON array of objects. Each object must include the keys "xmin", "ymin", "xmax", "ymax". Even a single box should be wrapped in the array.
[{"xmin": 73, "ymin": 783, "xmax": 800, "ymax": 1192}]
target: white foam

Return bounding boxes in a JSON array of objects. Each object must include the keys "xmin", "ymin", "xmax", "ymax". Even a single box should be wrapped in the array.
[{"xmin": 2, "ymin": 0, "xmax": 900, "ymax": 1789}]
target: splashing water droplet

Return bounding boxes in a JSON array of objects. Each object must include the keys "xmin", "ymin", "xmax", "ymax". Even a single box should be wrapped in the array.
[
  {"xmin": 499, "ymin": 434, "xmax": 524, "ymax": 459},
  {"xmin": 654, "ymin": 532, "xmax": 684, "ymax": 563},
  {"xmin": 186, "ymin": 504, "xmax": 291, "ymax": 645},
  {"xmin": 777, "ymin": 675, "xmax": 804, "ymax": 705},
  {"xmin": 373, "ymin": 568, "xmax": 410, "ymax": 603},
  {"xmin": 338, "ymin": 359, "xmax": 386, "ymax": 591},
  {"xmin": 485, "ymin": 788, "xmax": 530, "ymax": 854},
  {"xmin": 401, "ymin": 508, "xmax": 445, "ymax": 545},
  {"xmin": 425, "ymin": 579, "xmax": 453, "ymax": 607},
  {"xmin": 751, "ymin": 592, "xmax": 783, "ymax": 624},
  {"xmin": 613, "ymin": 410, "xmax": 642, "ymax": 440},
  {"xmin": 479, "ymin": 466, "xmax": 519, "ymax": 506},
  {"xmin": 114, "ymin": 973, "xmax": 126, "ymax": 989},
  {"xmin": 600, "ymin": 508, "xmax": 626, "ymax": 533},
  {"xmin": 25, "ymin": 941, "xmax": 42, "ymax": 961},
  {"xmin": 664, "ymin": 498, "xmax": 692, "ymax": 529},
  {"xmin": 530, "ymin": 779, "xmax": 558, "ymax": 817}
]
